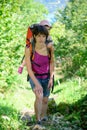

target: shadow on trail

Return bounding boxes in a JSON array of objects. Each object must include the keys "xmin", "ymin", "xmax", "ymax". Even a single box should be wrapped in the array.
[
  {"xmin": 49, "ymin": 94, "xmax": 87, "ymax": 130},
  {"xmin": 23, "ymin": 95, "xmax": 87, "ymax": 130}
]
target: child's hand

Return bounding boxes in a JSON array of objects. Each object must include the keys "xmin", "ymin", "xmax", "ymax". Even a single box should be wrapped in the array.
[{"xmin": 18, "ymin": 66, "xmax": 23, "ymax": 74}]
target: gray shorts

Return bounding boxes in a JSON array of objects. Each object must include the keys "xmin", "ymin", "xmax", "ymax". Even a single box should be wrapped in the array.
[{"xmin": 29, "ymin": 77, "xmax": 50, "ymax": 97}]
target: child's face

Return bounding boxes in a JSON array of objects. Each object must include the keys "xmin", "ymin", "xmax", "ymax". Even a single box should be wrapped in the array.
[{"xmin": 35, "ymin": 33, "xmax": 46, "ymax": 44}]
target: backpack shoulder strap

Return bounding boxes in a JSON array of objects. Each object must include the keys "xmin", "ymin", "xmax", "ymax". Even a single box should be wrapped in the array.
[
  {"xmin": 26, "ymin": 27, "xmax": 33, "ymax": 46},
  {"xmin": 47, "ymin": 48, "xmax": 51, "ymax": 60},
  {"xmin": 26, "ymin": 26, "xmax": 35, "ymax": 60},
  {"xmin": 30, "ymin": 39, "xmax": 35, "ymax": 61}
]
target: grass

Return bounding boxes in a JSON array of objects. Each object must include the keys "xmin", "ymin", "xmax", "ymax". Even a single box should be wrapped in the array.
[
  {"xmin": 53, "ymin": 78, "xmax": 87, "ymax": 104},
  {"xmin": 0, "ymin": 71, "xmax": 87, "ymax": 130}
]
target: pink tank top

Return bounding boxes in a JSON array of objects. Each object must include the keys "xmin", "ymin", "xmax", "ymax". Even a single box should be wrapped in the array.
[{"xmin": 32, "ymin": 51, "xmax": 50, "ymax": 79}]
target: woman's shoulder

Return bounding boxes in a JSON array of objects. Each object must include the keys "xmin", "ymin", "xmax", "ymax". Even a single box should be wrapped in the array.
[{"xmin": 47, "ymin": 42, "xmax": 54, "ymax": 50}]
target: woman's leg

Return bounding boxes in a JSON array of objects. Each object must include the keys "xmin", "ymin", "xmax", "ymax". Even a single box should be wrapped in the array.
[
  {"xmin": 34, "ymin": 91, "xmax": 43, "ymax": 121},
  {"xmin": 41, "ymin": 97, "xmax": 48, "ymax": 119},
  {"xmin": 40, "ymin": 78, "xmax": 50, "ymax": 120}
]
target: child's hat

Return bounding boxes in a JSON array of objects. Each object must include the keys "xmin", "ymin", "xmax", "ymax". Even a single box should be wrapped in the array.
[{"xmin": 39, "ymin": 20, "xmax": 52, "ymax": 28}]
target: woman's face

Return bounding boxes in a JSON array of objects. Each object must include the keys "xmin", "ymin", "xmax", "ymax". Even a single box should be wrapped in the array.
[{"xmin": 35, "ymin": 33, "xmax": 46, "ymax": 44}]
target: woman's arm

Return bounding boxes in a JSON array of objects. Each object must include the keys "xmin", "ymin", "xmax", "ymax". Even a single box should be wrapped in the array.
[
  {"xmin": 25, "ymin": 46, "xmax": 43, "ymax": 93},
  {"xmin": 50, "ymin": 45, "xmax": 54, "ymax": 78},
  {"xmin": 48, "ymin": 44, "xmax": 55, "ymax": 88}
]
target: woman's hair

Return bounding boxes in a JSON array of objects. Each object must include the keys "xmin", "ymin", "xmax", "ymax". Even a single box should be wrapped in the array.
[{"xmin": 33, "ymin": 25, "xmax": 49, "ymax": 40}]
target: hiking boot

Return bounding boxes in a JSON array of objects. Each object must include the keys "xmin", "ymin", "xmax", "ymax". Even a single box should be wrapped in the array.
[
  {"xmin": 41, "ymin": 117, "xmax": 48, "ymax": 122},
  {"xmin": 37, "ymin": 120, "xmax": 42, "ymax": 125}
]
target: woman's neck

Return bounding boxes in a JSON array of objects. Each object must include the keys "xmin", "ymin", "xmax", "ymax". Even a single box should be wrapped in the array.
[
  {"xmin": 35, "ymin": 42, "xmax": 46, "ymax": 50},
  {"xmin": 35, "ymin": 42, "xmax": 48, "ymax": 56}
]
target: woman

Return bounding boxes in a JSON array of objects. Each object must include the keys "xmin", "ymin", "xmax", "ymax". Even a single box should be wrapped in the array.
[
  {"xmin": 18, "ymin": 20, "xmax": 53, "ymax": 74},
  {"xmin": 25, "ymin": 25, "xmax": 54, "ymax": 125}
]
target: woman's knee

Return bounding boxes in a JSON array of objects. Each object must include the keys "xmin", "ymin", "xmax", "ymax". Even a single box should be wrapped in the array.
[{"xmin": 35, "ymin": 92, "xmax": 43, "ymax": 101}]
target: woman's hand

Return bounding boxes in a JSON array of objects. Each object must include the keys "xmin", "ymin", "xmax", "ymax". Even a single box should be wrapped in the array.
[
  {"xmin": 48, "ymin": 78, "xmax": 53, "ymax": 89},
  {"xmin": 34, "ymin": 82, "xmax": 43, "ymax": 95}
]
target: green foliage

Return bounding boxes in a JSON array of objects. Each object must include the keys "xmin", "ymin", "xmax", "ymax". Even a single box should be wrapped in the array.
[
  {"xmin": 0, "ymin": 75, "xmax": 87, "ymax": 129},
  {"xmin": 0, "ymin": 80, "xmax": 34, "ymax": 129},
  {"xmin": 52, "ymin": 0, "xmax": 87, "ymax": 78},
  {"xmin": 53, "ymin": 77, "xmax": 87, "ymax": 129},
  {"xmin": 0, "ymin": 0, "xmax": 48, "ymax": 91},
  {"xmin": 0, "ymin": 0, "xmax": 87, "ymax": 129}
]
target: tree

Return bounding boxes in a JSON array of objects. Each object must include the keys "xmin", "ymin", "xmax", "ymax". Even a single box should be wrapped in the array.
[
  {"xmin": 0, "ymin": 0, "xmax": 48, "ymax": 90},
  {"xmin": 53, "ymin": 0, "xmax": 87, "ymax": 78}
]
